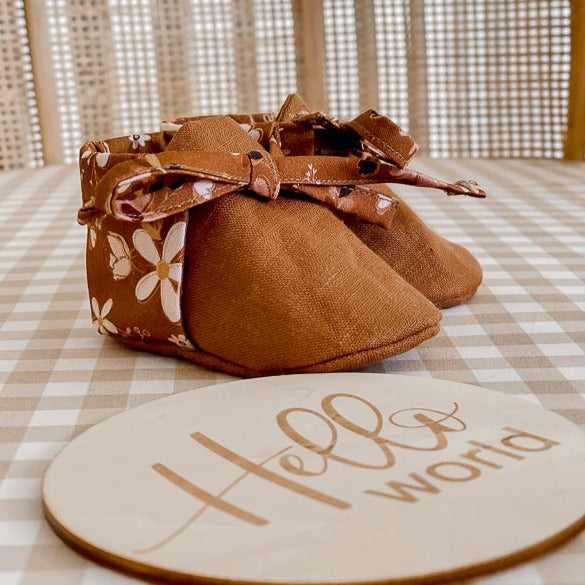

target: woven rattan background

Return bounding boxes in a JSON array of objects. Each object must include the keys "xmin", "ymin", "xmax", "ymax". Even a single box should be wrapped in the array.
[
  {"xmin": 0, "ymin": 0, "xmax": 43, "ymax": 170},
  {"xmin": 0, "ymin": 0, "xmax": 576, "ymax": 168}
]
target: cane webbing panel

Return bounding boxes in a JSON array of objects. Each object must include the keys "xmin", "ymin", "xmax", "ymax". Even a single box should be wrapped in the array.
[
  {"xmin": 373, "ymin": 0, "xmax": 410, "ymax": 129},
  {"xmin": 323, "ymin": 0, "xmax": 360, "ymax": 119},
  {"xmin": 152, "ymin": 0, "xmax": 193, "ymax": 121},
  {"xmin": 0, "ymin": 0, "xmax": 576, "ymax": 168},
  {"xmin": 423, "ymin": 0, "xmax": 571, "ymax": 158},
  {"xmin": 189, "ymin": 0, "xmax": 238, "ymax": 115},
  {"xmin": 109, "ymin": 0, "xmax": 160, "ymax": 135},
  {"xmin": 254, "ymin": 0, "xmax": 297, "ymax": 113},
  {"xmin": 0, "ymin": 0, "xmax": 43, "ymax": 170},
  {"xmin": 65, "ymin": 0, "xmax": 115, "ymax": 143},
  {"xmin": 46, "ymin": 0, "xmax": 83, "ymax": 163}
]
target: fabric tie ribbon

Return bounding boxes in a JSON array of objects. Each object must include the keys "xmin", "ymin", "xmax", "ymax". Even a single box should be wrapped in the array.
[{"xmin": 78, "ymin": 98, "xmax": 486, "ymax": 228}]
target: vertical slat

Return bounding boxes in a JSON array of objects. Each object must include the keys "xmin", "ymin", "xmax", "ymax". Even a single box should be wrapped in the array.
[
  {"xmin": 323, "ymin": 0, "xmax": 359, "ymax": 117},
  {"xmin": 564, "ymin": 0, "xmax": 585, "ymax": 160},
  {"xmin": 232, "ymin": 0, "xmax": 259, "ymax": 113},
  {"xmin": 354, "ymin": 0, "xmax": 379, "ymax": 112},
  {"xmin": 2, "ymin": 0, "xmax": 43, "ymax": 169},
  {"xmin": 23, "ymin": 0, "xmax": 63, "ymax": 165},
  {"xmin": 291, "ymin": 0, "xmax": 306, "ymax": 101},
  {"xmin": 66, "ymin": 0, "xmax": 114, "ymax": 143},
  {"xmin": 373, "ymin": 0, "xmax": 410, "ymax": 127},
  {"xmin": 254, "ymin": 0, "xmax": 297, "ymax": 112},
  {"xmin": 406, "ymin": 0, "xmax": 429, "ymax": 153},
  {"xmin": 189, "ymin": 0, "xmax": 237, "ymax": 114},
  {"xmin": 0, "ymin": 1, "xmax": 31, "ymax": 169},
  {"xmin": 152, "ymin": 0, "xmax": 193, "ymax": 121},
  {"xmin": 292, "ymin": 0, "xmax": 327, "ymax": 111},
  {"xmin": 109, "ymin": 0, "xmax": 160, "ymax": 134}
]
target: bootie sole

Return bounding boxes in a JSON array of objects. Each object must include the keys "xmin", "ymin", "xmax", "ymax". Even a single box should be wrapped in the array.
[{"xmin": 115, "ymin": 320, "xmax": 441, "ymax": 378}]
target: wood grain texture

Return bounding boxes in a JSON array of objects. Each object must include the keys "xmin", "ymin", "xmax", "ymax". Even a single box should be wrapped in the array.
[
  {"xmin": 355, "ymin": 0, "xmax": 379, "ymax": 113},
  {"xmin": 293, "ymin": 0, "xmax": 327, "ymax": 111},
  {"xmin": 564, "ymin": 0, "xmax": 585, "ymax": 160}
]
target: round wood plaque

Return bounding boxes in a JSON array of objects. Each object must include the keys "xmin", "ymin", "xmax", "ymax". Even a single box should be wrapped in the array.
[{"xmin": 43, "ymin": 373, "xmax": 585, "ymax": 584}]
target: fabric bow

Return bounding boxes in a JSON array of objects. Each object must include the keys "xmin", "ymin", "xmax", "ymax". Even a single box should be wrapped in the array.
[{"xmin": 78, "ymin": 96, "xmax": 486, "ymax": 228}]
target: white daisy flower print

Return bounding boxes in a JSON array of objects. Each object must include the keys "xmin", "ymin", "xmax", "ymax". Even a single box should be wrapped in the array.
[
  {"xmin": 107, "ymin": 232, "xmax": 132, "ymax": 280},
  {"xmin": 128, "ymin": 133, "xmax": 151, "ymax": 150},
  {"xmin": 376, "ymin": 194, "xmax": 395, "ymax": 214},
  {"xmin": 168, "ymin": 333, "xmax": 194, "ymax": 349},
  {"xmin": 89, "ymin": 226, "xmax": 97, "ymax": 249},
  {"xmin": 193, "ymin": 179, "xmax": 214, "ymax": 200},
  {"xmin": 133, "ymin": 221, "xmax": 186, "ymax": 323},
  {"xmin": 80, "ymin": 149, "xmax": 92, "ymax": 181},
  {"xmin": 96, "ymin": 152, "xmax": 110, "ymax": 167},
  {"xmin": 239, "ymin": 123, "xmax": 261, "ymax": 142},
  {"xmin": 88, "ymin": 216, "xmax": 103, "ymax": 249},
  {"xmin": 91, "ymin": 297, "xmax": 117, "ymax": 335}
]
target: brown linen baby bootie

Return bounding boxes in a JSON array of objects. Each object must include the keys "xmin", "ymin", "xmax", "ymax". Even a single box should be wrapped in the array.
[
  {"xmin": 275, "ymin": 94, "xmax": 484, "ymax": 309},
  {"xmin": 77, "ymin": 115, "xmax": 442, "ymax": 377},
  {"xmin": 342, "ymin": 183, "xmax": 482, "ymax": 309}
]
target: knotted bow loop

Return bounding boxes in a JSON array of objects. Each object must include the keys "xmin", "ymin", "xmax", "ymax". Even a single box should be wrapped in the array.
[
  {"xmin": 344, "ymin": 109, "xmax": 419, "ymax": 168},
  {"xmin": 289, "ymin": 109, "xmax": 416, "ymax": 169},
  {"xmin": 288, "ymin": 106, "xmax": 417, "ymax": 168},
  {"xmin": 81, "ymin": 150, "xmax": 280, "ymax": 224},
  {"xmin": 276, "ymin": 95, "xmax": 486, "ymax": 199},
  {"xmin": 167, "ymin": 116, "xmax": 281, "ymax": 201},
  {"xmin": 79, "ymin": 117, "xmax": 282, "ymax": 224}
]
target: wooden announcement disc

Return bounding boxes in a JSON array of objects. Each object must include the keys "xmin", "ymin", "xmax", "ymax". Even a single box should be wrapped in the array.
[{"xmin": 43, "ymin": 373, "xmax": 585, "ymax": 584}]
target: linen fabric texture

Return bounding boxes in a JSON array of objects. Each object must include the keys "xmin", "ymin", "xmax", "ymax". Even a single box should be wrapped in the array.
[{"xmin": 77, "ymin": 94, "xmax": 484, "ymax": 377}]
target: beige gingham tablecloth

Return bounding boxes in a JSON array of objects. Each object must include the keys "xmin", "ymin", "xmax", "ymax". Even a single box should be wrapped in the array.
[{"xmin": 1, "ymin": 160, "xmax": 584, "ymax": 585}]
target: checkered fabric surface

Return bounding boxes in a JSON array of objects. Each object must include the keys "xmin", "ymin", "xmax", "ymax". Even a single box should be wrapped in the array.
[{"xmin": 0, "ymin": 160, "xmax": 584, "ymax": 585}]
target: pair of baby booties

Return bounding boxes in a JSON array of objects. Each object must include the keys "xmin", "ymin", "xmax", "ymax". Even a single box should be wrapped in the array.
[{"xmin": 78, "ymin": 94, "xmax": 485, "ymax": 377}]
